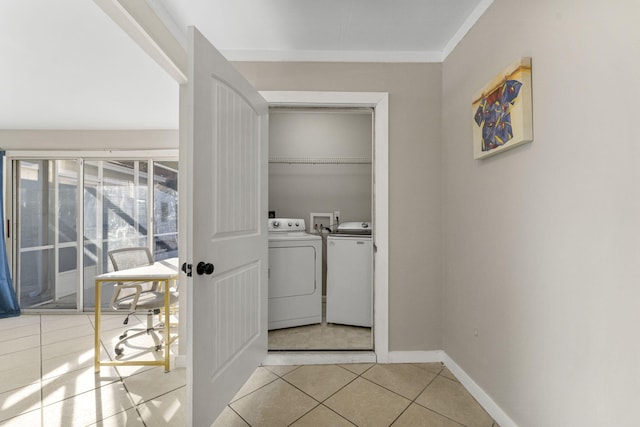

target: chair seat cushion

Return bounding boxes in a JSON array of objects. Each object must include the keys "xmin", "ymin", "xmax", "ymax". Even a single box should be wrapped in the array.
[{"xmin": 114, "ymin": 291, "xmax": 179, "ymax": 311}]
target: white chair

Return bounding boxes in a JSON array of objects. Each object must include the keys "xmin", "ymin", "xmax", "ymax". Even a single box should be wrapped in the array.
[{"xmin": 107, "ymin": 247, "xmax": 179, "ymax": 357}]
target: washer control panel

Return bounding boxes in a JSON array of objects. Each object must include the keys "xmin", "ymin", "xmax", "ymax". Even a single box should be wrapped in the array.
[{"xmin": 268, "ymin": 218, "xmax": 306, "ymax": 232}]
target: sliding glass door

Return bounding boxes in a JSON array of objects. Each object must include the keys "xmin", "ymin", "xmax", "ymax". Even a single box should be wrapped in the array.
[{"xmin": 13, "ymin": 157, "xmax": 178, "ymax": 311}]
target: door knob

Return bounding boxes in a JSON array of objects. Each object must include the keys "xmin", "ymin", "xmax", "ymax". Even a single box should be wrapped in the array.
[{"xmin": 196, "ymin": 262, "xmax": 214, "ymax": 275}]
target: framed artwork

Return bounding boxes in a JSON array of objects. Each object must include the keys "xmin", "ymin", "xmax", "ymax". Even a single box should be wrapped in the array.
[{"xmin": 472, "ymin": 57, "xmax": 533, "ymax": 159}]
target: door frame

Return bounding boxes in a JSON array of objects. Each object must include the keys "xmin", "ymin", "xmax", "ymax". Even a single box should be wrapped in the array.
[{"xmin": 261, "ymin": 91, "xmax": 389, "ymax": 365}]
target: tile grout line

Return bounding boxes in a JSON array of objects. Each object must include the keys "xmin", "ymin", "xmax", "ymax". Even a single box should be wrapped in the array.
[
  {"xmin": 105, "ymin": 317, "xmax": 139, "ymax": 425},
  {"xmin": 39, "ymin": 315, "xmax": 138, "ymax": 426},
  {"xmin": 0, "ymin": 323, "xmax": 41, "ymax": 345},
  {"xmin": 40, "ymin": 315, "xmax": 103, "ymax": 424},
  {"xmin": 225, "ymin": 367, "xmax": 292, "ymax": 425},
  {"xmin": 234, "ymin": 365, "xmax": 357, "ymax": 426},
  {"xmin": 321, "ymin": 363, "xmax": 469, "ymax": 427},
  {"xmin": 228, "ymin": 371, "xmax": 282, "ymax": 406},
  {"xmin": 0, "ymin": 315, "xmax": 44, "ymax": 426},
  {"xmin": 390, "ymin": 363, "xmax": 453, "ymax": 426},
  {"xmin": 0, "ymin": 337, "xmax": 41, "ymax": 356},
  {"xmin": 227, "ymin": 405, "xmax": 251, "ymax": 427},
  {"xmin": 123, "ymin": 381, "xmax": 147, "ymax": 427},
  {"xmin": 435, "ymin": 373, "xmax": 498, "ymax": 425},
  {"xmin": 281, "ymin": 364, "xmax": 374, "ymax": 426},
  {"xmin": 225, "ymin": 362, "xmax": 493, "ymax": 426},
  {"xmin": 285, "ymin": 365, "xmax": 360, "ymax": 400},
  {"xmin": 94, "ymin": 313, "xmax": 148, "ymax": 426},
  {"xmin": 405, "ymin": 370, "xmax": 473, "ymax": 427},
  {"xmin": 329, "ymin": 363, "xmax": 426, "ymax": 426},
  {"xmin": 293, "ymin": 402, "xmax": 358, "ymax": 427},
  {"xmin": 1, "ymin": 314, "xmax": 182, "ymax": 426}
]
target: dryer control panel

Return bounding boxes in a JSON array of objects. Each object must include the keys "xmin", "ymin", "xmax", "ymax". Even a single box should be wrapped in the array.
[{"xmin": 268, "ymin": 218, "xmax": 306, "ymax": 232}]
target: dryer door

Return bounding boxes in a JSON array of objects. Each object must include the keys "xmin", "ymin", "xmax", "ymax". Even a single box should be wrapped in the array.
[{"xmin": 269, "ymin": 246, "xmax": 317, "ymax": 297}]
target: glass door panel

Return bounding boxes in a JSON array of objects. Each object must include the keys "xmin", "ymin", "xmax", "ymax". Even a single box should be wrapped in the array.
[
  {"xmin": 103, "ymin": 161, "xmax": 148, "ymax": 250},
  {"xmin": 153, "ymin": 161, "xmax": 178, "ymax": 260},
  {"xmin": 17, "ymin": 160, "xmax": 79, "ymax": 309},
  {"xmin": 83, "ymin": 160, "xmax": 151, "ymax": 310},
  {"xmin": 82, "ymin": 161, "xmax": 102, "ymax": 309},
  {"xmin": 55, "ymin": 160, "xmax": 80, "ymax": 307}
]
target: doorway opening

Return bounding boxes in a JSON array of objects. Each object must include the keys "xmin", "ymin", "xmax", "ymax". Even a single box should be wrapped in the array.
[
  {"xmin": 261, "ymin": 91, "xmax": 389, "ymax": 363},
  {"xmin": 267, "ymin": 106, "xmax": 374, "ymax": 351}
]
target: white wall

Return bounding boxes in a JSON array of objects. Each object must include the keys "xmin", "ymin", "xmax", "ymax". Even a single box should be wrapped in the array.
[
  {"xmin": 442, "ymin": 1, "xmax": 640, "ymax": 425},
  {"xmin": 269, "ymin": 109, "xmax": 372, "ymax": 226}
]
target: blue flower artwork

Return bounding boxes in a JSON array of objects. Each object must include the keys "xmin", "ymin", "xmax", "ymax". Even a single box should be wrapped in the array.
[{"xmin": 474, "ymin": 79, "xmax": 523, "ymax": 152}]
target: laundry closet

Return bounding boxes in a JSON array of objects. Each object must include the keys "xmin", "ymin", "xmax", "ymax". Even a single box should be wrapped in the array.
[{"xmin": 268, "ymin": 107, "xmax": 373, "ymax": 351}]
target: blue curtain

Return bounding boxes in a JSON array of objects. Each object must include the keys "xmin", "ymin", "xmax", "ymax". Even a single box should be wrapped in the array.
[{"xmin": 0, "ymin": 151, "xmax": 19, "ymax": 318}]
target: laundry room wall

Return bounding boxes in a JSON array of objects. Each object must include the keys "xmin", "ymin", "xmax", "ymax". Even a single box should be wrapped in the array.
[
  {"xmin": 269, "ymin": 108, "xmax": 372, "ymax": 228},
  {"xmin": 234, "ymin": 62, "xmax": 443, "ymax": 352}
]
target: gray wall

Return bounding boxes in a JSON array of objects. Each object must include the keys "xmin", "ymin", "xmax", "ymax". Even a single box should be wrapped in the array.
[
  {"xmin": 269, "ymin": 109, "xmax": 372, "ymax": 227},
  {"xmin": 236, "ymin": 62, "xmax": 443, "ymax": 351},
  {"xmin": 442, "ymin": 0, "xmax": 640, "ymax": 425}
]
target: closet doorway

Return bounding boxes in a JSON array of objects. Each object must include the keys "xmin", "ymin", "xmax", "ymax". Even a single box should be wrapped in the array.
[{"xmin": 267, "ymin": 106, "xmax": 374, "ymax": 351}]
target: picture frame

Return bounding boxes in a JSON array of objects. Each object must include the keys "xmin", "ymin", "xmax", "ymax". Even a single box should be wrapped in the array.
[{"xmin": 472, "ymin": 57, "xmax": 533, "ymax": 159}]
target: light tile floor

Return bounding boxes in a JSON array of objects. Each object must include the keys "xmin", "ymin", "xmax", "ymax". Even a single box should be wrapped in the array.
[
  {"xmin": 1, "ymin": 314, "xmax": 498, "ymax": 426},
  {"xmin": 218, "ymin": 363, "xmax": 498, "ymax": 427},
  {"xmin": 268, "ymin": 303, "xmax": 372, "ymax": 351},
  {"xmin": 0, "ymin": 313, "xmax": 184, "ymax": 427}
]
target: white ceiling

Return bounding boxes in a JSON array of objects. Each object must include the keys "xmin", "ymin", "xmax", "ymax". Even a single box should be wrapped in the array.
[{"xmin": 0, "ymin": 0, "xmax": 491, "ymax": 130}]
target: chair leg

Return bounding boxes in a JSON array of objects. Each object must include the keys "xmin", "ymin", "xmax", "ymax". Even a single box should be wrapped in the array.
[
  {"xmin": 114, "ymin": 310, "xmax": 166, "ymax": 356},
  {"xmin": 146, "ymin": 310, "xmax": 163, "ymax": 351}
]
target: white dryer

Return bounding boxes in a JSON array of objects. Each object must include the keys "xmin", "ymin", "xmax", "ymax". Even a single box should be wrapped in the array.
[{"xmin": 268, "ymin": 218, "xmax": 322, "ymax": 330}]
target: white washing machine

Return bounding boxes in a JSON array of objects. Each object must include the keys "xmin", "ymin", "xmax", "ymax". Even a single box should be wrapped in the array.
[
  {"xmin": 326, "ymin": 222, "xmax": 373, "ymax": 327},
  {"xmin": 268, "ymin": 218, "xmax": 322, "ymax": 330}
]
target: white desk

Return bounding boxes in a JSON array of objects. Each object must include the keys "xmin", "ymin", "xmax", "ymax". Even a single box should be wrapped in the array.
[{"xmin": 94, "ymin": 259, "xmax": 178, "ymax": 373}]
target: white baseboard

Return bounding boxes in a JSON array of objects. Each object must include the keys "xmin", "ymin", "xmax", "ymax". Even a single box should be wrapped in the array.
[
  {"xmin": 441, "ymin": 353, "xmax": 518, "ymax": 427},
  {"xmin": 387, "ymin": 350, "xmax": 444, "ymax": 363}
]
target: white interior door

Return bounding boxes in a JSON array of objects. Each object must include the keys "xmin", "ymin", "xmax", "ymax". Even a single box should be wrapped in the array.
[{"xmin": 185, "ymin": 27, "xmax": 268, "ymax": 426}]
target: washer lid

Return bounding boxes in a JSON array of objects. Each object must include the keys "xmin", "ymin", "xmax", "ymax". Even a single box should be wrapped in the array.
[{"xmin": 337, "ymin": 221, "xmax": 372, "ymax": 235}]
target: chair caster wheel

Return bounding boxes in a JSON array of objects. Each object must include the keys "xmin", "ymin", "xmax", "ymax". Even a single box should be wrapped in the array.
[
  {"xmin": 156, "ymin": 345, "xmax": 162, "ymax": 351},
  {"xmin": 119, "ymin": 333, "xmax": 127, "ymax": 340},
  {"xmin": 115, "ymin": 347, "xmax": 124, "ymax": 356}
]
